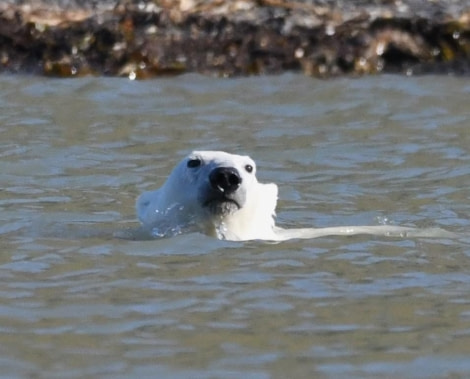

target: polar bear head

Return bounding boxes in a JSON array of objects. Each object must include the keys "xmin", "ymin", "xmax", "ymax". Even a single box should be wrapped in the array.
[{"xmin": 136, "ymin": 151, "xmax": 279, "ymax": 240}]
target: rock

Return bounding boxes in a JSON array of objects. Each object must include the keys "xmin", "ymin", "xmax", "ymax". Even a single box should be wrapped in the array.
[{"xmin": 0, "ymin": 0, "xmax": 469, "ymax": 77}]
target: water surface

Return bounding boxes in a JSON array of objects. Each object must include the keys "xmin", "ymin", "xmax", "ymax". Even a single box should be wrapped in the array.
[{"xmin": 1, "ymin": 74, "xmax": 470, "ymax": 378}]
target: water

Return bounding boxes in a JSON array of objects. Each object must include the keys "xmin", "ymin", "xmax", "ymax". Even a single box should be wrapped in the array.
[{"xmin": 1, "ymin": 73, "xmax": 470, "ymax": 378}]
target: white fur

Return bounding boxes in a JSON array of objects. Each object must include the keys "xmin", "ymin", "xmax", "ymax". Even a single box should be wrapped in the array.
[{"xmin": 136, "ymin": 151, "xmax": 455, "ymax": 241}]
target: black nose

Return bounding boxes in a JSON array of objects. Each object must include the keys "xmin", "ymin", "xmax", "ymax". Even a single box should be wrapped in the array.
[{"xmin": 209, "ymin": 167, "xmax": 241, "ymax": 194}]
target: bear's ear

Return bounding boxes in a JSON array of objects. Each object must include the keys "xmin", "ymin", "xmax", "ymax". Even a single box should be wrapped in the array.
[
  {"xmin": 257, "ymin": 182, "xmax": 278, "ymax": 217},
  {"xmin": 264, "ymin": 182, "xmax": 278, "ymax": 200},
  {"xmin": 136, "ymin": 189, "xmax": 160, "ymax": 223}
]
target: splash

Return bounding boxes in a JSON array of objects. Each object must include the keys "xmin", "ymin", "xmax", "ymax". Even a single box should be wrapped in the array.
[
  {"xmin": 214, "ymin": 222, "xmax": 229, "ymax": 240},
  {"xmin": 148, "ymin": 203, "xmax": 198, "ymax": 238}
]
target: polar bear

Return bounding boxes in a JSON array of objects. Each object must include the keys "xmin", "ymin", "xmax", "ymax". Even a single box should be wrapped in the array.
[
  {"xmin": 137, "ymin": 150, "xmax": 279, "ymax": 240},
  {"xmin": 136, "ymin": 151, "xmax": 454, "ymax": 241}
]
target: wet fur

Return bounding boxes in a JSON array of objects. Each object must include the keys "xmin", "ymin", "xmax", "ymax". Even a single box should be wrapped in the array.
[{"xmin": 136, "ymin": 151, "xmax": 455, "ymax": 241}]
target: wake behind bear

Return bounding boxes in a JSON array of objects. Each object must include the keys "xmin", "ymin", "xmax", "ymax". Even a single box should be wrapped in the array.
[{"xmin": 136, "ymin": 151, "xmax": 455, "ymax": 241}]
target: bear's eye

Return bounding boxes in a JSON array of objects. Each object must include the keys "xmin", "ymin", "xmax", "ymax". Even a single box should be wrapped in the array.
[
  {"xmin": 187, "ymin": 158, "xmax": 202, "ymax": 168},
  {"xmin": 245, "ymin": 164, "xmax": 253, "ymax": 173}
]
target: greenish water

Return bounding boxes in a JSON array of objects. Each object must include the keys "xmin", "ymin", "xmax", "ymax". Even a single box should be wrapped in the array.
[{"xmin": 1, "ymin": 73, "xmax": 470, "ymax": 378}]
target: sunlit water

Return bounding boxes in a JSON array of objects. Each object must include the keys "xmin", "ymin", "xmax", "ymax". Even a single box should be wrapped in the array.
[{"xmin": 1, "ymin": 73, "xmax": 470, "ymax": 378}]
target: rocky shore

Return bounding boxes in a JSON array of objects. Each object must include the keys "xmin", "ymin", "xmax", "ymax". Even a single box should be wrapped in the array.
[{"xmin": 0, "ymin": 0, "xmax": 469, "ymax": 78}]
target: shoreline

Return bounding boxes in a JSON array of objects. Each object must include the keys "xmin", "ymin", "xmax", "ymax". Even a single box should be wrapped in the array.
[{"xmin": 1, "ymin": 0, "xmax": 469, "ymax": 78}]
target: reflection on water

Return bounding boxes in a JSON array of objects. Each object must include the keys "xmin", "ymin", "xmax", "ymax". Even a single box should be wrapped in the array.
[{"xmin": 1, "ymin": 74, "xmax": 470, "ymax": 378}]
